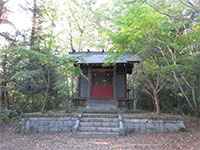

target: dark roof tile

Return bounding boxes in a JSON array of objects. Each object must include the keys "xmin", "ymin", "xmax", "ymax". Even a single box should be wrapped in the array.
[{"xmin": 69, "ymin": 52, "xmax": 141, "ymax": 64}]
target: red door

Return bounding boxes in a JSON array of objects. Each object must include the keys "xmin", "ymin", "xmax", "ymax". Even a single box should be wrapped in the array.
[{"xmin": 91, "ymin": 69, "xmax": 113, "ymax": 99}]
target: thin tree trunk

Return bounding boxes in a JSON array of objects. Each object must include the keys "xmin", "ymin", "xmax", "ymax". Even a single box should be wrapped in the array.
[
  {"xmin": 68, "ymin": 21, "xmax": 75, "ymax": 51},
  {"xmin": 31, "ymin": 0, "xmax": 37, "ymax": 48},
  {"xmin": 1, "ymin": 54, "xmax": 8, "ymax": 110},
  {"xmin": 144, "ymin": 76, "xmax": 162, "ymax": 114},
  {"xmin": 154, "ymin": 92, "xmax": 160, "ymax": 114},
  {"xmin": 160, "ymin": 49, "xmax": 195, "ymax": 111},
  {"xmin": 0, "ymin": 87, "xmax": 2, "ymax": 112},
  {"xmin": 42, "ymin": 68, "xmax": 50, "ymax": 113},
  {"xmin": 132, "ymin": 79, "xmax": 138, "ymax": 110},
  {"xmin": 71, "ymin": 76, "xmax": 74, "ymax": 105},
  {"xmin": 172, "ymin": 71, "xmax": 194, "ymax": 110}
]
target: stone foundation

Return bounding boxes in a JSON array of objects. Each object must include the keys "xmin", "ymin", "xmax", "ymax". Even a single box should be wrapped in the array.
[{"xmin": 20, "ymin": 114, "xmax": 185, "ymax": 135}]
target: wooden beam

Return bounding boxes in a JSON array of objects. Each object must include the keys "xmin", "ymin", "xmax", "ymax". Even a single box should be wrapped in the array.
[
  {"xmin": 113, "ymin": 65, "xmax": 118, "ymax": 107},
  {"xmin": 87, "ymin": 65, "xmax": 92, "ymax": 101},
  {"xmin": 124, "ymin": 73, "xmax": 127, "ymax": 99}
]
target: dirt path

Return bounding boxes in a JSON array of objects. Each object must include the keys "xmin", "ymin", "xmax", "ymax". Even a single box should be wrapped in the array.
[{"xmin": 0, "ymin": 119, "xmax": 200, "ymax": 150}]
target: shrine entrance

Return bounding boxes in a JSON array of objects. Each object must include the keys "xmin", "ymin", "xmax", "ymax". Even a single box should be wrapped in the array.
[{"xmin": 91, "ymin": 68, "xmax": 113, "ymax": 100}]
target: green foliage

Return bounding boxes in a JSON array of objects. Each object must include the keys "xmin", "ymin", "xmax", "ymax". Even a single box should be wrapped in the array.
[
  {"xmin": 0, "ymin": 44, "xmax": 79, "ymax": 113},
  {"xmin": 108, "ymin": 0, "xmax": 200, "ymax": 116},
  {"xmin": 0, "ymin": 109, "xmax": 18, "ymax": 124},
  {"xmin": 110, "ymin": 3, "xmax": 168, "ymax": 52}
]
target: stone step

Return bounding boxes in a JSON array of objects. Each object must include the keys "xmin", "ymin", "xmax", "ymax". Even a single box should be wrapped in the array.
[
  {"xmin": 83, "ymin": 109, "xmax": 118, "ymax": 114},
  {"xmin": 82, "ymin": 113, "xmax": 118, "ymax": 118},
  {"xmin": 77, "ymin": 131, "xmax": 119, "ymax": 137},
  {"xmin": 80, "ymin": 122, "xmax": 118, "ymax": 128},
  {"xmin": 79, "ymin": 126, "xmax": 119, "ymax": 132},
  {"xmin": 76, "ymin": 113, "xmax": 121, "ymax": 137},
  {"xmin": 81, "ymin": 117, "xmax": 118, "ymax": 122}
]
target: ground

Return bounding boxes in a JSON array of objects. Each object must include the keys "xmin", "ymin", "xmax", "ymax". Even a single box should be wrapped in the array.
[{"xmin": 0, "ymin": 117, "xmax": 199, "ymax": 150}]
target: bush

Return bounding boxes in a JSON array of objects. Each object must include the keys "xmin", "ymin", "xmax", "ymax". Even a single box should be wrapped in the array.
[{"xmin": 0, "ymin": 109, "xmax": 19, "ymax": 124}]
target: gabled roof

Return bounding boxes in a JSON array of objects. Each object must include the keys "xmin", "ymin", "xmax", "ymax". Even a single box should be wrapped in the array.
[{"xmin": 68, "ymin": 51, "xmax": 141, "ymax": 64}]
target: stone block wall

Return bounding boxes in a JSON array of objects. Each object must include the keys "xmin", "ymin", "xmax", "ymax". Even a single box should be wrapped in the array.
[
  {"xmin": 124, "ymin": 119, "xmax": 185, "ymax": 134},
  {"xmin": 19, "ymin": 115, "xmax": 186, "ymax": 135},
  {"xmin": 20, "ymin": 117, "xmax": 78, "ymax": 133}
]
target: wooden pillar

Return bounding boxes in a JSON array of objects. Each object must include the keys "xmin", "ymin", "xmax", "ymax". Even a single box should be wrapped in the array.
[
  {"xmin": 87, "ymin": 65, "xmax": 92, "ymax": 101},
  {"xmin": 113, "ymin": 65, "xmax": 118, "ymax": 107}
]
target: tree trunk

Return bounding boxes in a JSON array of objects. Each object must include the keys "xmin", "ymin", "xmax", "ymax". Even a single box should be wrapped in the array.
[
  {"xmin": 31, "ymin": 0, "xmax": 37, "ymax": 48},
  {"xmin": 154, "ymin": 92, "xmax": 160, "ymax": 114},
  {"xmin": 0, "ymin": 88, "xmax": 2, "ymax": 112},
  {"xmin": 42, "ymin": 68, "xmax": 50, "ymax": 113},
  {"xmin": 0, "ymin": 54, "xmax": 9, "ymax": 110},
  {"xmin": 133, "ymin": 83, "xmax": 138, "ymax": 111},
  {"xmin": 1, "ymin": 82, "xmax": 9, "ymax": 109}
]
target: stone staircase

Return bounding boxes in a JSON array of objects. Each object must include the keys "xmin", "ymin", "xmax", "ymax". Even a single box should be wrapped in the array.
[{"xmin": 76, "ymin": 113, "xmax": 122, "ymax": 136}]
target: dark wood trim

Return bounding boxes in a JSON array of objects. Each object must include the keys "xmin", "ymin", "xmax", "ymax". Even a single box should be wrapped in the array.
[
  {"xmin": 113, "ymin": 65, "xmax": 118, "ymax": 106},
  {"xmin": 115, "ymin": 72, "xmax": 127, "ymax": 100},
  {"xmin": 91, "ymin": 68, "xmax": 113, "ymax": 72},
  {"xmin": 90, "ymin": 97, "xmax": 114, "ymax": 100},
  {"xmin": 87, "ymin": 65, "xmax": 92, "ymax": 101},
  {"xmin": 78, "ymin": 76, "xmax": 81, "ymax": 98},
  {"xmin": 124, "ymin": 73, "xmax": 127, "ymax": 98}
]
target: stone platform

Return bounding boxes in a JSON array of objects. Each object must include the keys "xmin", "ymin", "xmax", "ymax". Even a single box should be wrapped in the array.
[{"xmin": 20, "ymin": 113, "xmax": 186, "ymax": 135}]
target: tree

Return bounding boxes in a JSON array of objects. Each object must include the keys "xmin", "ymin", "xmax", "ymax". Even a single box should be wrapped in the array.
[
  {"xmin": 0, "ymin": 0, "xmax": 14, "ymax": 111},
  {"xmin": 0, "ymin": 0, "xmax": 81, "ymax": 114},
  {"xmin": 109, "ymin": 0, "xmax": 200, "ymax": 115},
  {"xmin": 108, "ymin": 2, "xmax": 170, "ymax": 113},
  {"xmin": 50, "ymin": 0, "xmax": 112, "ymax": 51},
  {"xmin": 145, "ymin": 0, "xmax": 200, "ymax": 115}
]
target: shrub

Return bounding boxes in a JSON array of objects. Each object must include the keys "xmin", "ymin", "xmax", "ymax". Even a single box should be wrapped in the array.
[{"xmin": 0, "ymin": 109, "xmax": 19, "ymax": 124}]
